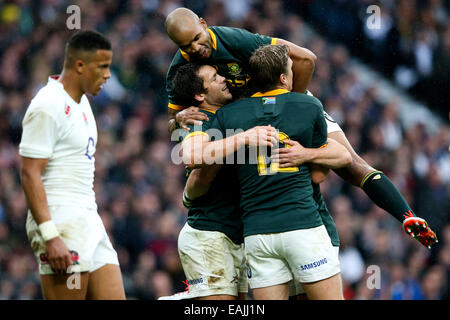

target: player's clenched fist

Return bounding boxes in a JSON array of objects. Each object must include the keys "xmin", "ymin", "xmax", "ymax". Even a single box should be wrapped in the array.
[
  {"xmin": 44, "ymin": 237, "xmax": 73, "ymax": 274},
  {"xmin": 242, "ymin": 125, "xmax": 278, "ymax": 147}
]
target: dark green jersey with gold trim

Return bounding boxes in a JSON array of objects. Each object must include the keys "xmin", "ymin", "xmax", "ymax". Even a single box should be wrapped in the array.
[
  {"xmin": 314, "ymin": 183, "xmax": 339, "ymax": 246},
  {"xmin": 211, "ymin": 90, "xmax": 328, "ymax": 237},
  {"xmin": 182, "ymin": 109, "xmax": 243, "ymax": 244},
  {"xmin": 166, "ymin": 26, "xmax": 276, "ymax": 110}
]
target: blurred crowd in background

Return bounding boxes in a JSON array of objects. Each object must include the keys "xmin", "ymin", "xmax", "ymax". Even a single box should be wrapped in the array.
[
  {"xmin": 294, "ymin": 0, "xmax": 450, "ymax": 121},
  {"xmin": 0, "ymin": 0, "xmax": 448, "ymax": 300}
]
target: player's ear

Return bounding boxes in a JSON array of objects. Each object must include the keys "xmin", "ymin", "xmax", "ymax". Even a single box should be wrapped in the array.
[
  {"xmin": 74, "ymin": 59, "xmax": 85, "ymax": 74},
  {"xmin": 194, "ymin": 93, "xmax": 205, "ymax": 103},
  {"xmin": 199, "ymin": 18, "xmax": 208, "ymax": 29},
  {"xmin": 280, "ymin": 73, "xmax": 287, "ymax": 85}
]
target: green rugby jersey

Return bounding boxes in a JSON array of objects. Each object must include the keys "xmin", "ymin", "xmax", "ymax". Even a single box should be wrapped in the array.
[
  {"xmin": 166, "ymin": 26, "xmax": 277, "ymax": 110},
  {"xmin": 210, "ymin": 89, "xmax": 328, "ymax": 237},
  {"xmin": 314, "ymin": 183, "xmax": 340, "ymax": 246},
  {"xmin": 182, "ymin": 109, "xmax": 243, "ymax": 244}
]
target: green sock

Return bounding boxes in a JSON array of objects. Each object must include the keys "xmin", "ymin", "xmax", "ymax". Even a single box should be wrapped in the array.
[{"xmin": 361, "ymin": 171, "xmax": 415, "ymax": 223}]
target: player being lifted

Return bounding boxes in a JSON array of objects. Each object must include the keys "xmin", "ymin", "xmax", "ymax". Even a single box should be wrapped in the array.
[
  {"xmin": 19, "ymin": 30, "xmax": 125, "ymax": 300},
  {"xmin": 180, "ymin": 45, "xmax": 354, "ymax": 299},
  {"xmin": 164, "ymin": 7, "xmax": 437, "ymax": 249},
  {"xmin": 161, "ymin": 61, "xmax": 351, "ymax": 299}
]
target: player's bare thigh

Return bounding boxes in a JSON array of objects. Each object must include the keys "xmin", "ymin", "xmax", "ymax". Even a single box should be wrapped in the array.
[
  {"xmin": 253, "ymin": 283, "xmax": 290, "ymax": 300},
  {"xmin": 301, "ymin": 273, "xmax": 344, "ymax": 300},
  {"xmin": 40, "ymin": 272, "xmax": 89, "ymax": 300},
  {"xmin": 86, "ymin": 264, "xmax": 125, "ymax": 300}
]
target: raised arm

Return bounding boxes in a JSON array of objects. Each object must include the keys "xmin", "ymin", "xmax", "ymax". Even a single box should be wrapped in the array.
[{"xmin": 276, "ymin": 38, "xmax": 317, "ymax": 94}]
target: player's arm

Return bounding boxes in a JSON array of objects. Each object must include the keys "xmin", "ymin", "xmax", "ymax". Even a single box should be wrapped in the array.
[
  {"xmin": 309, "ymin": 164, "xmax": 331, "ymax": 184},
  {"xmin": 184, "ymin": 164, "xmax": 223, "ymax": 202},
  {"xmin": 181, "ymin": 126, "xmax": 277, "ymax": 169},
  {"xmin": 276, "ymin": 38, "xmax": 317, "ymax": 94},
  {"xmin": 273, "ymin": 138, "xmax": 352, "ymax": 169},
  {"xmin": 168, "ymin": 106, "xmax": 210, "ymax": 134},
  {"xmin": 20, "ymin": 157, "xmax": 73, "ymax": 273}
]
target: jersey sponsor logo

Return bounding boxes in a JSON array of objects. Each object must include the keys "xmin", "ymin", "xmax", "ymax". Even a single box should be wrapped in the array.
[
  {"xmin": 187, "ymin": 276, "xmax": 209, "ymax": 289},
  {"xmin": 300, "ymin": 258, "xmax": 328, "ymax": 271},
  {"xmin": 85, "ymin": 137, "xmax": 95, "ymax": 160},
  {"xmin": 188, "ymin": 278, "xmax": 204, "ymax": 285},
  {"xmin": 262, "ymin": 97, "xmax": 276, "ymax": 104},
  {"xmin": 323, "ymin": 111, "xmax": 336, "ymax": 123}
]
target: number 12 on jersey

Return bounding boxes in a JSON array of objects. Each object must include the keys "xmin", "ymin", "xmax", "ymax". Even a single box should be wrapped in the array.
[{"xmin": 257, "ymin": 131, "xmax": 299, "ymax": 176}]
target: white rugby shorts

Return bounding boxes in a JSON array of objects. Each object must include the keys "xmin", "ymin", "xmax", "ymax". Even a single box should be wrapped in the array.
[
  {"xmin": 324, "ymin": 111, "xmax": 342, "ymax": 134},
  {"xmin": 244, "ymin": 225, "xmax": 340, "ymax": 289},
  {"xmin": 178, "ymin": 223, "xmax": 248, "ymax": 298},
  {"xmin": 26, "ymin": 205, "xmax": 119, "ymax": 275},
  {"xmin": 289, "ymin": 246, "xmax": 340, "ymax": 296}
]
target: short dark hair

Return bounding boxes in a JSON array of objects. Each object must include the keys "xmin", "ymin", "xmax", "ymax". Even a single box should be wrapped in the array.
[
  {"xmin": 249, "ymin": 45, "xmax": 290, "ymax": 92},
  {"xmin": 64, "ymin": 30, "xmax": 111, "ymax": 67},
  {"xmin": 171, "ymin": 63, "xmax": 207, "ymax": 107}
]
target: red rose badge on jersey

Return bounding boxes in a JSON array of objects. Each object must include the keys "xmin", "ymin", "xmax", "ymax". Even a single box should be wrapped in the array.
[
  {"xmin": 64, "ymin": 104, "xmax": 71, "ymax": 116},
  {"xmin": 82, "ymin": 112, "xmax": 88, "ymax": 125}
]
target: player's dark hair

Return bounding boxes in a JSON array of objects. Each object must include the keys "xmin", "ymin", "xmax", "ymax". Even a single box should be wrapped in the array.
[
  {"xmin": 171, "ymin": 62, "xmax": 207, "ymax": 107},
  {"xmin": 249, "ymin": 45, "xmax": 290, "ymax": 93},
  {"xmin": 64, "ymin": 30, "xmax": 111, "ymax": 67}
]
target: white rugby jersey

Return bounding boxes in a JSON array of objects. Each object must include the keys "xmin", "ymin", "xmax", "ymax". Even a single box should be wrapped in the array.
[{"xmin": 19, "ymin": 76, "xmax": 98, "ymax": 209}]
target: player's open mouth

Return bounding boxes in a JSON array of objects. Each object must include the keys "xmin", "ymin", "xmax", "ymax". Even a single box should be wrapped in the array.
[{"xmin": 200, "ymin": 48, "xmax": 209, "ymax": 58}]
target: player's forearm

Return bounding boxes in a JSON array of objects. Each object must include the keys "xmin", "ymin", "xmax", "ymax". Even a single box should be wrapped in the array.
[
  {"xmin": 292, "ymin": 59, "xmax": 315, "ymax": 94},
  {"xmin": 168, "ymin": 118, "xmax": 178, "ymax": 134},
  {"xmin": 20, "ymin": 169, "xmax": 51, "ymax": 225},
  {"xmin": 307, "ymin": 139, "xmax": 352, "ymax": 169},
  {"xmin": 277, "ymin": 39, "xmax": 316, "ymax": 94},
  {"xmin": 185, "ymin": 175, "xmax": 210, "ymax": 199},
  {"xmin": 310, "ymin": 164, "xmax": 330, "ymax": 184},
  {"xmin": 185, "ymin": 165, "xmax": 221, "ymax": 199},
  {"xmin": 168, "ymin": 106, "xmax": 179, "ymax": 134},
  {"xmin": 183, "ymin": 134, "xmax": 246, "ymax": 169}
]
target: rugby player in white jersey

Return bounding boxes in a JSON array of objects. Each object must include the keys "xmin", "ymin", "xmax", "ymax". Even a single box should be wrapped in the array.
[{"xmin": 19, "ymin": 30, "xmax": 125, "ymax": 300}]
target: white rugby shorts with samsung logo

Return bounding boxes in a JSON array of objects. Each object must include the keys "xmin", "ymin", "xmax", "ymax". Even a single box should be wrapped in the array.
[{"xmin": 244, "ymin": 225, "xmax": 340, "ymax": 289}]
